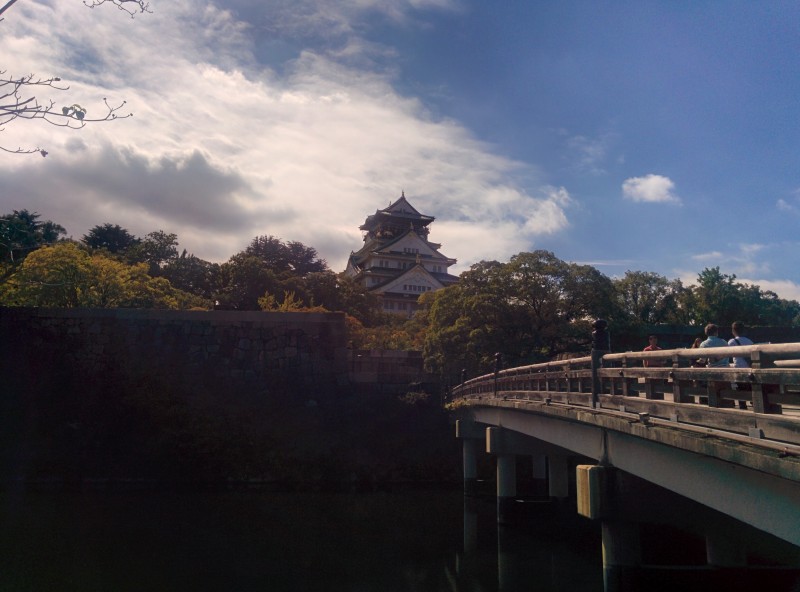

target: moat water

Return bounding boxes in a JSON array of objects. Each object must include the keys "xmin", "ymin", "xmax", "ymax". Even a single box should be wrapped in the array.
[{"xmin": 0, "ymin": 489, "xmax": 604, "ymax": 591}]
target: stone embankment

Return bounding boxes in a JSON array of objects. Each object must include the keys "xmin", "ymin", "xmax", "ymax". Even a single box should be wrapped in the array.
[{"xmin": 1, "ymin": 308, "xmax": 349, "ymax": 399}]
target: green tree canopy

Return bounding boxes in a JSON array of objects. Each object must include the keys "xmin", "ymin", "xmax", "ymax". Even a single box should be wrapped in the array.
[
  {"xmin": 244, "ymin": 235, "xmax": 328, "ymax": 276},
  {"xmin": 0, "ymin": 210, "xmax": 66, "ymax": 276},
  {"xmin": 686, "ymin": 267, "xmax": 800, "ymax": 328},
  {"xmin": 423, "ymin": 250, "xmax": 617, "ymax": 381},
  {"xmin": 126, "ymin": 230, "xmax": 179, "ymax": 274},
  {"xmin": 82, "ymin": 223, "xmax": 140, "ymax": 254},
  {"xmin": 160, "ymin": 250, "xmax": 220, "ymax": 301},
  {"xmin": 0, "ymin": 241, "xmax": 207, "ymax": 309},
  {"xmin": 613, "ymin": 270, "xmax": 684, "ymax": 325}
]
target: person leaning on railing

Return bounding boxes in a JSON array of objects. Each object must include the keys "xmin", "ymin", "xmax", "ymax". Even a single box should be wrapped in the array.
[
  {"xmin": 728, "ymin": 321, "xmax": 754, "ymax": 368},
  {"xmin": 728, "ymin": 321, "xmax": 754, "ymax": 409},
  {"xmin": 642, "ymin": 335, "xmax": 666, "ymax": 367},
  {"xmin": 699, "ymin": 323, "xmax": 730, "ymax": 367}
]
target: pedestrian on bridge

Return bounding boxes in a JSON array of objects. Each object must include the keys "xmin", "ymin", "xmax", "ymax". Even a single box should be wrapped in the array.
[
  {"xmin": 642, "ymin": 335, "xmax": 666, "ymax": 367},
  {"xmin": 699, "ymin": 323, "xmax": 730, "ymax": 367},
  {"xmin": 728, "ymin": 321, "xmax": 754, "ymax": 368},
  {"xmin": 729, "ymin": 321, "xmax": 754, "ymax": 409}
]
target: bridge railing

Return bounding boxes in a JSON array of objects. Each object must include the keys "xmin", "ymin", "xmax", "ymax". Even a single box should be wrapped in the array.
[{"xmin": 450, "ymin": 343, "xmax": 800, "ymax": 445}]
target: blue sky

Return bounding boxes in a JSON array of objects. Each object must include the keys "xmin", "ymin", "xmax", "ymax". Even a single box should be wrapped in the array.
[{"xmin": 2, "ymin": 0, "xmax": 800, "ymax": 299}]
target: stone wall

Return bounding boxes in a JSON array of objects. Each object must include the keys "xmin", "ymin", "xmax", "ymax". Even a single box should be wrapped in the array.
[
  {"xmin": 348, "ymin": 349, "xmax": 437, "ymax": 395},
  {"xmin": 0, "ymin": 308, "xmax": 349, "ymax": 399},
  {"xmin": 0, "ymin": 308, "xmax": 461, "ymax": 485}
]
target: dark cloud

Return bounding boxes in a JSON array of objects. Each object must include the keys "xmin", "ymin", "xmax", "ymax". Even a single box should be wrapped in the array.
[
  {"xmin": 0, "ymin": 145, "xmax": 299, "ymax": 261},
  {"xmin": 1, "ymin": 145, "xmax": 264, "ymax": 231}
]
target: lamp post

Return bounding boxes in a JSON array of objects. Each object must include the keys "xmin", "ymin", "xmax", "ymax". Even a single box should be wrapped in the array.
[
  {"xmin": 493, "ymin": 352, "xmax": 502, "ymax": 397},
  {"xmin": 591, "ymin": 319, "xmax": 610, "ymax": 409}
]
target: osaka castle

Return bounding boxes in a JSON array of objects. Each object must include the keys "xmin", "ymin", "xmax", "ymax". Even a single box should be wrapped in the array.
[{"xmin": 345, "ymin": 193, "xmax": 459, "ymax": 316}]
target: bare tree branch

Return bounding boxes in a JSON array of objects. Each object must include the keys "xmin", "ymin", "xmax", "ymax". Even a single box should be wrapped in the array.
[
  {"xmin": 1, "ymin": 0, "xmax": 148, "ymax": 155},
  {"xmin": 83, "ymin": 0, "xmax": 151, "ymax": 18},
  {"xmin": 1, "ymin": 0, "xmax": 150, "ymax": 19},
  {"xmin": 0, "ymin": 0, "xmax": 22, "ymax": 20}
]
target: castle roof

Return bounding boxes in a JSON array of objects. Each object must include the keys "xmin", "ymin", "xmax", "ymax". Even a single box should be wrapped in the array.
[{"xmin": 359, "ymin": 193, "xmax": 435, "ymax": 232}]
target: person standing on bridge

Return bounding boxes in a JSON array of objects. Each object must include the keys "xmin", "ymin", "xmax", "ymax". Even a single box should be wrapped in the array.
[
  {"xmin": 642, "ymin": 335, "xmax": 665, "ymax": 367},
  {"xmin": 699, "ymin": 323, "xmax": 730, "ymax": 367},
  {"xmin": 728, "ymin": 321, "xmax": 754, "ymax": 368},
  {"xmin": 728, "ymin": 321, "xmax": 754, "ymax": 409}
]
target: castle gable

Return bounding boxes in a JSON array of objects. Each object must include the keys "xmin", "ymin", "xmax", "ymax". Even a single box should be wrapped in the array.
[
  {"xmin": 376, "ymin": 265, "xmax": 443, "ymax": 295},
  {"xmin": 375, "ymin": 231, "xmax": 442, "ymax": 260}
]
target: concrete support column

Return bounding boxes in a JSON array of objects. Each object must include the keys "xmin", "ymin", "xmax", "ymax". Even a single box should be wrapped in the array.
[
  {"xmin": 530, "ymin": 453, "xmax": 547, "ymax": 497},
  {"xmin": 456, "ymin": 419, "xmax": 484, "ymax": 496},
  {"xmin": 706, "ymin": 534, "xmax": 746, "ymax": 567},
  {"xmin": 462, "ymin": 438, "xmax": 478, "ymax": 495},
  {"xmin": 463, "ymin": 496, "xmax": 478, "ymax": 553},
  {"xmin": 602, "ymin": 521, "xmax": 642, "ymax": 592},
  {"xmin": 577, "ymin": 464, "xmax": 642, "ymax": 591},
  {"xmin": 547, "ymin": 453, "xmax": 569, "ymax": 499},
  {"xmin": 496, "ymin": 453, "xmax": 517, "ymax": 524}
]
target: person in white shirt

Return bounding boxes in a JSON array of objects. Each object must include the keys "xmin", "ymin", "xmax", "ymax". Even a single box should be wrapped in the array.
[
  {"xmin": 728, "ymin": 321, "xmax": 753, "ymax": 368},
  {"xmin": 728, "ymin": 321, "xmax": 754, "ymax": 409}
]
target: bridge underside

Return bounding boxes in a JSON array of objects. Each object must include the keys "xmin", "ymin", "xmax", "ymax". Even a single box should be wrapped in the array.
[{"xmin": 458, "ymin": 399, "xmax": 800, "ymax": 548}]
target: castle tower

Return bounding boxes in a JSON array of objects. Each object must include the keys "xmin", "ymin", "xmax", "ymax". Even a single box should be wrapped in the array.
[{"xmin": 345, "ymin": 193, "xmax": 458, "ymax": 316}]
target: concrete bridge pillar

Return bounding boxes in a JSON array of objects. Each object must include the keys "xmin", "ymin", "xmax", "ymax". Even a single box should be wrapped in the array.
[
  {"xmin": 548, "ymin": 453, "xmax": 569, "ymax": 499},
  {"xmin": 601, "ymin": 521, "xmax": 642, "ymax": 591},
  {"xmin": 496, "ymin": 453, "xmax": 517, "ymax": 524},
  {"xmin": 456, "ymin": 419, "xmax": 485, "ymax": 495},
  {"xmin": 577, "ymin": 465, "xmax": 643, "ymax": 590},
  {"xmin": 487, "ymin": 427, "xmax": 519, "ymax": 523},
  {"xmin": 705, "ymin": 534, "xmax": 746, "ymax": 567}
]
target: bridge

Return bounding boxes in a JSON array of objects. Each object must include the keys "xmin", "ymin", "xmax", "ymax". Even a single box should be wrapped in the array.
[{"xmin": 449, "ymin": 341, "xmax": 800, "ymax": 588}]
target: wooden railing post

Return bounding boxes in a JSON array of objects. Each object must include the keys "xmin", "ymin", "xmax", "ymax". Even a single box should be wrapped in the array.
[{"xmin": 751, "ymin": 350, "xmax": 766, "ymax": 414}]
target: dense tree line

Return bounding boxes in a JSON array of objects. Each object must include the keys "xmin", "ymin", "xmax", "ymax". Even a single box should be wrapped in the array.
[
  {"xmin": 420, "ymin": 251, "xmax": 800, "ymax": 381},
  {"xmin": 3, "ymin": 210, "xmax": 799, "ymax": 375},
  {"xmin": 0, "ymin": 210, "xmax": 381, "ymax": 324}
]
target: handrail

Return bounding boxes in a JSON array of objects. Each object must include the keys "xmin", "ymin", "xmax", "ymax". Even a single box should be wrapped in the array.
[
  {"xmin": 606, "ymin": 342, "xmax": 800, "ymax": 365},
  {"xmin": 450, "ymin": 343, "xmax": 800, "ymax": 446}
]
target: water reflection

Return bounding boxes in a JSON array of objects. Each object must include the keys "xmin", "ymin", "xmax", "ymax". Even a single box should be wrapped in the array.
[{"xmin": 1, "ymin": 490, "xmax": 603, "ymax": 591}]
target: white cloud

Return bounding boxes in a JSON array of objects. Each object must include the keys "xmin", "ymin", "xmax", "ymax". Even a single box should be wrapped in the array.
[
  {"xmin": 622, "ymin": 174, "xmax": 680, "ymax": 204},
  {"xmin": 777, "ymin": 198, "xmax": 800, "ymax": 214},
  {"xmin": 740, "ymin": 278, "xmax": 800, "ymax": 302},
  {"xmin": 0, "ymin": 0, "xmax": 568, "ymax": 273},
  {"xmin": 566, "ymin": 133, "xmax": 611, "ymax": 174},
  {"xmin": 691, "ymin": 251, "xmax": 723, "ymax": 262}
]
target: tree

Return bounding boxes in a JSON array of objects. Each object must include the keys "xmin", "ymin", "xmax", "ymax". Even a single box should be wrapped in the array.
[
  {"xmin": 301, "ymin": 271, "xmax": 379, "ymax": 323},
  {"xmin": 126, "ymin": 230, "xmax": 179, "ymax": 274},
  {"xmin": 0, "ymin": 240, "xmax": 208, "ymax": 308},
  {"xmin": 285, "ymin": 240, "xmax": 328, "ymax": 275},
  {"xmin": 214, "ymin": 236, "xmax": 331, "ymax": 311},
  {"xmin": 423, "ymin": 251, "xmax": 617, "ymax": 381},
  {"xmin": 215, "ymin": 253, "xmax": 282, "ymax": 311},
  {"xmin": 161, "ymin": 250, "xmax": 220, "ymax": 300},
  {"xmin": 684, "ymin": 267, "xmax": 800, "ymax": 329},
  {"xmin": 614, "ymin": 271, "xmax": 681, "ymax": 325},
  {"xmin": 0, "ymin": 241, "xmax": 89, "ymax": 306},
  {"xmin": 82, "ymin": 223, "xmax": 140, "ymax": 254},
  {"xmin": 0, "ymin": 0, "xmax": 149, "ymax": 156},
  {"xmin": 0, "ymin": 209, "xmax": 66, "ymax": 278},
  {"xmin": 244, "ymin": 235, "xmax": 328, "ymax": 276}
]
